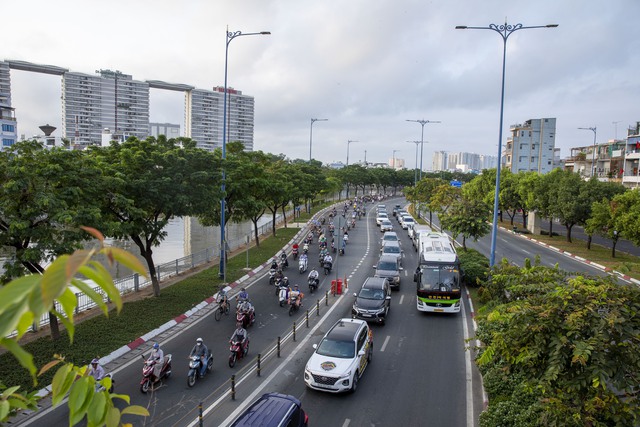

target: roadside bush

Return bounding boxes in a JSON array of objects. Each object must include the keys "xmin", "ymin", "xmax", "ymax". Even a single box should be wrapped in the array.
[{"xmin": 459, "ymin": 249, "xmax": 489, "ymax": 287}]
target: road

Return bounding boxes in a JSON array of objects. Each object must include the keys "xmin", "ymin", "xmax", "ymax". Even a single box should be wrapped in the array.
[{"xmin": 20, "ymin": 199, "xmax": 621, "ymax": 427}]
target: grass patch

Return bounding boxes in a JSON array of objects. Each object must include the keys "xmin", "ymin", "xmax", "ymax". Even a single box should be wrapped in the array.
[
  {"xmin": 500, "ymin": 221, "xmax": 640, "ymax": 281},
  {"xmin": 0, "ymin": 227, "xmax": 299, "ymax": 393}
]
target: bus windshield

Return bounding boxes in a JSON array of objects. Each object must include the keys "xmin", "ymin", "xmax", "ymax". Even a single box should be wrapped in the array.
[{"xmin": 418, "ymin": 265, "xmax": 460, "ymax": 292}]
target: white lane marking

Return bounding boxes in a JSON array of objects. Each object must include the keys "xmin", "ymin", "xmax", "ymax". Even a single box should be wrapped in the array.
[
  {"xmin": 342, "ymin": 419, "xmax": 351, "ymax": 427},
  {"xmin": 399, "ymin": 295, "xmax": 404, "ymax": 305},
  {"xmin": 380, "ymin": 335, "xmax": 391, "ymax": 352}
]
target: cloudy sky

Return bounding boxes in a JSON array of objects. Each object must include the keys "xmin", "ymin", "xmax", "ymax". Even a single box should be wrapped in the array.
[{"xmin": 4, "ymin": 0, "xmax": 639, "ymax": 168}]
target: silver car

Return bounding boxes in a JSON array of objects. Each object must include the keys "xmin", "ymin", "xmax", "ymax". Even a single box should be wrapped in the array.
[
  {"xmin": 380, "ymin": 241, "xmax": 402, "ymax": 266},
  {"xmin": 380, "ymin": 219, "xmax": 393, "ymax": 232}
]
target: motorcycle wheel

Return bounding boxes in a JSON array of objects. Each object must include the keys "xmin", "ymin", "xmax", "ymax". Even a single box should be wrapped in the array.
[
  {"xmin": 207, "ymin": 359, "xmax": 214, "ymax": 372},
  {"xmin": 214, "ymin": 307, "xmax": 222, "ymax": 321},
  {"xmin": 187, "ymin": 372, "xmax": 196, "ymax": 388},
  {"xmin": 269, "ymin": 277, "xmax": 275, "ymax": 285},
  {"xmin": 280, "ymin": 299, "xmax": 284, "ymax": 307},
  {"xmin": 229, "ymin": 353, "xmax": 236, "ymax": 368},
  {"xmin": 289, "ymin": 304, "xmax": 295, "ymax": 316},
  {"xmin": 244, "ymin": 342, "xmax": 249, "ymax": 357},
  {"xmin": 140, "ymin": 379, "xmax": 150, "ymax": 394}
]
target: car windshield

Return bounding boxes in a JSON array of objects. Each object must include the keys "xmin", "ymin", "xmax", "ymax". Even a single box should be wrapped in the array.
[
  {"xmin": 403, "ymin": 218, "xmax": 414, "ymax": 223},
  {"xmin": 383, "ymin": 235, "xmax": 398, "ymax": 242},
  {"xmin": 418, "ymin": 265, "xmax": 461, "ymax": 291},
  {"xmin": 377, "ymin": 261, "xmax": 397, "ymax": 271},
  {"xmin": 383, "ymin": 245, "xmax": 400, "ymax": 254},
  {"xmin": 378, "ymin": 213, "xmax": 388, "ymax": 218},
  {"xmin": 382, "ymin": 221, "xmax": 392, "ymax": 226},
  {"xmin": 359, "ymin": 288, "xmax": 385, "ymax": 300},
  {"xmin": 316, "ymin": 338, "xmax": 355, "ymax": 358}
]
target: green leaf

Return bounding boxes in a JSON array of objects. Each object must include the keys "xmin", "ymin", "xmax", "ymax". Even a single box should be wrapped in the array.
[
  {"xmin": 40, "ymin": 255, "xmax": 72, "ymax": 309},
  {"xmin": 105, "ymin": 247, "xmax": 148, "ymax": 276},
  {"xmin": 120, "ymin": 404, "xmax": 150, "ymax": 417},
  {"xmin": 0, "ymin": 400, "xmax": 10, "ymax": 422},
  {"xmin": 56, "ymin": 287, "xmax": 78, "ymax": 325},
  {"xmin": 110, "ymin": 393, "xmax": 130, "ymax": 404},
  {"xmin": 0, "ymin": 338, "xmax": 36, "ymax": 383},
  {"xmin": 0, "ymin": 275, "xmax": 38, "ymax": 312},
  {"xmin": 70, "ymin": 279, "xmax": 108, "ymax": 316},
  {"xmin": 81, "ymin": 260, "xmax": 122, "ymax": 311},
  {"xmin": 68, "ymin": 376, "xmax": 94, "ymax": 425},
  {"xmin": 1, "ymin": 385, "xmax": 21, "ymax": 398},
  {"xmin": 86, "ymin": 389, "xmax": 107, "ymax": 427},
  {"xmin": 105, "ymin": 406, "xmax": 121, "ymax": 427},
  {"xmin": 51, "ymin": 363, "xmax": 75, "ymax": 406}
]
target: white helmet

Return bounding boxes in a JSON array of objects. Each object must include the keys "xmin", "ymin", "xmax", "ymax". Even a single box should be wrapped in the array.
[{"xmin": 196, "ymin": 337, "xmax": 203, "ymax": 345}]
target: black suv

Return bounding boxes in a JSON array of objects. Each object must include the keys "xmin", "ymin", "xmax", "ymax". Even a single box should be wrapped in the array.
[
  {"xmin": 352, "ymin": 277, "xmax": 391, "ymax": 324},
  {"xmin": 392, "ymin": 204, "xmax": 402, "ymax": 216},
  {"xmin": 230, "ymin": 392, "xmax": 308, "ymax": 426}
]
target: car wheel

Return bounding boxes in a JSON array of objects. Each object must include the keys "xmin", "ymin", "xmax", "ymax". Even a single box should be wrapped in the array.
[
  {"xmin": 368, "ymin": 344, "xmax": 373, "ymax": 363},
  {"xmin": 350, "ymin": 371, "xmax": 359, "ymax": 393}
]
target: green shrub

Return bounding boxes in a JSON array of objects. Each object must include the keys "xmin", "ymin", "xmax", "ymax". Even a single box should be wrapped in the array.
[{"xmin": 459, "ymin": 249, "xmax": 489, "ymax": 287}]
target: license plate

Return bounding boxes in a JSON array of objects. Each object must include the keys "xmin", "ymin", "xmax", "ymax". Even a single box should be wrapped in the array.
[
  {"xmin": 434, "ymin": 308, "xmax": 444, "ymax": 312},
  {"xmin": 361, "ymin": 314, "xmax": 372, "ymax": 317},
  {"xmin": 314, "ymin": 383, "xmax": 335, "ymax": 389}
]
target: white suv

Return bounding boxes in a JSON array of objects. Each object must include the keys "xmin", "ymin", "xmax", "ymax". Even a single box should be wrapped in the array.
[{"xmin": 304, "ymin": 318, "xmax": 373, "ymax": 393}]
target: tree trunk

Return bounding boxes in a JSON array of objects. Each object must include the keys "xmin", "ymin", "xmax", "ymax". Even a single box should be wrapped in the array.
[
  {"xmin": 271, "ymin": 208, "xmax": 278, "ymax": 236},
  {"xmin": 548, "ymin": 219, "xmax": 553, "ymax": 237},
  {"xmin": 587, "ymin": 234, "xmax": 592, "ymax": 250},
  {"xmin": 612, "ymin": 237, "xmax": 618, "ymax": 258},
  {"xmin": 429, "ymin": 210, "xmax": 433, "ymax": 228},
  {"xmin": 49, "ymin": 312, "xmax": 60, "ymax": 340},
  {"xmin": 281, "ymin": 205, "xmax": 288, "ymax": 228},
  {"xmin": 566, "ymin": 224, "xmax": 573, "ymax": 243},
  {"xmin": 462, "ymin": 235, "xmax": 467, "ymax": 250},
  {"xmin": 522, "ymin": 212, "xmax": 528, "ymax": 228},
  {"xmin": 252, "ymin": 219, "xmax": 260, "ymax": 247}
]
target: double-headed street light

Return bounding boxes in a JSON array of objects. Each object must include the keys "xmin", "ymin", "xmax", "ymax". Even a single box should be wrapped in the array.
[
  {"xmin": 346, "ymin": 140, "xmax": 358, "ymax": 166},
  {"xmin": 456, "ymin": 20, "xmax": 558, "ymax": 268},
  {"xmin": 578, "ymin": 126, "xmax": 597, "ymax": 178},
  {"xmin": 406, "ymin": 119, "xmax": 440, "ymax": 181},
  {"xmin": 219, "ymin": 28, "xmax": 270, "ymax": 279},
  {"xmin": 407, "ymin": 140, "xmax": 421, "ymax": 185},
  {"xmin": 309, "ymin": 118, "xmax": 328, "ymax": 161}
]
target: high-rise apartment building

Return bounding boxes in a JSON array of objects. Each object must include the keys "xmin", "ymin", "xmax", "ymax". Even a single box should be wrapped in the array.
[
  {"xmin": 2, "ymin": 59, "xmax": 256, "ymax": 152},
  {"xmin": 504, "ymin": 118, "xmax": 557, "ymax": 174},
  {"xmin": 0, "ymin": 61, "xmax": 17, "ymax": 148},
  {"xmin": 150, "ymin": 122, "xmax": 180, "ymax": 139},
  {"xmin": 432, "ymin": 151, "xmax": 448, "ymax": 171}
]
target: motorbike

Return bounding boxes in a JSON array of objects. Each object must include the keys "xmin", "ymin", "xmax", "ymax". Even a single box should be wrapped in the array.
[
  {"xmin": 187, "ymin": 352, "xmax": 214, "ymax": 387},
  {"xmin": 323, "ymin": 261, "xmax": 332, "ymax": 275},
  {"xmin": 288, "ymin": 295, "xmax": 301, "ymax": 316},
  {"xmin": 302, "ymin": 243, "xmax": 309, "ymax": 255},
  {"xmin": 140, "ymin": 354, "xmax": 172, "ymax": 393},
  {"xmin": 229, "ymin": 337, "xmax": 250, "ymax": 367},
  {"xmin": 331, "ymin": 242, "xmax": 336, "ymax": 253},
  {"xmin": 339, "ymin": 245, "xmax": 345, "ymax": 256},
  {"xmin": 351, "ymin": 219, "xmax": 356, "ymax": 228},
  {"xmin": 236, "ymin": 306, "xmax": 255, "ymax": 328},
  {"xmin": 343, "ymin": 234, "xmax": 349, "ymax": 245},
  {"xmin": 308, "ymin": 276, "xmax": 319, "ymax": 293},
  {"xmin": 268, "ymin": 268, "xmax": 276, "ymax": 285},
  {"xmin": 298, "ymin": 257, "xmax": 308, "ymax": 274},
  {"xmin": 95, "ymin": 373, "xmax": 114, "ymax": 393},
  {"xmin": 292, "ymin": 246, "xmax": 299, "ymax": 260},
  {"xmin": 278, "ymin": 284, "xmax": 289, "ymax": 307}
]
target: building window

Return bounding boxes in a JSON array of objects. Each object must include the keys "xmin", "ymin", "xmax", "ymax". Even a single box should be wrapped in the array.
[
  {"xmin": 2, "ymin": 138, "xmax": 15, "ymax": 147},
  {"xmin": 2, "ymin": 124, "xmax": 15, "ymax": 132}
]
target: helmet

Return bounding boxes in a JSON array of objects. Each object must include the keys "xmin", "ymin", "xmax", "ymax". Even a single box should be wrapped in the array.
[
  {"xmin": 196, "ymin": 337, "xmax": 203, "ymax": 345},
  {"xmin": 241, "ymin": 287, "xmax": 246, "ymax": 291},
  {"xmin": 284, "ymin": 277, "xmax": 288, "ymax": 281},
  {"xmin": 294, "ymin": 284, "xmax": 299, "ymax": 289},
  {"xmin": 91, "ymin": 358, "xmax": 99, "ymax": 365},
  {"xmin": 153, "ymin": 343, "xmax": 159, "ymax": 350}
]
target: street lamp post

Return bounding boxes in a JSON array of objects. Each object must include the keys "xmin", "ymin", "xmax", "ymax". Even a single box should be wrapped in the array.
[
  {"xmin": 578, "ymin": 126, "xmax": 597, "ymax": 178},
  {"xmin": 219, "ymin": 28, "xmax": 270, "ymax": 279},
  {"xmin": 346, "ymin": 140, "xmax": 358, "ymax": 166},
  {"xmin": 407, "ymin": 141, "xmax": 421, "ymax": 185},
  {"xmin": 406, "ymin": 119, "xmax": 440, "ymax": 181},
  {"xmin": 456, "ymin": 20, "xmax": 558, "ymax": 268},
  {"xmin": 309, "ymin": 118, "xmax": 328, "ymax": 161}
]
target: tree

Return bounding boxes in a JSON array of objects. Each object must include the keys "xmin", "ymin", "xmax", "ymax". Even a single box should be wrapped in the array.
[
  {"xmin": 585, "ymin": 199, "xmax": 622, "ymax": 257},
  {"xmin": 408, "ymin": 177, "xmax": 447, "ymax": 226},
  {"xmin": 0, "ymin": 228, "xmax": 149, "ymax": 425},
  {"xmin": 0, "ymin": 141, "xmax": 105, "ymax": 339},
  {"xmin": 476, "ymin": 260, "xmax": 640, "ymax": 426},
  {"xmin": 263, "ymin": 156, "xmax": 290, "ymax": 236},
  {"xmin": 613, "ymin": 189, "xmax": 640, "ymax": 246},
  {"xmin": 93, "ymin": 137, "xmax": 219, "ymax": 297},
  {"xmin": 439, "ymin": 195, "xmax": 491, "ymax": 250},
  {"xmin": 429, "ymin": 184, "xmax": 461, "ymax": 218},
  {"xmin": 498, "ymin": 170, "xmax": 524, "ymax": 226},
  {"xmin": 531, "ymin": 168, "xmax": 562, "ymax": 237}
]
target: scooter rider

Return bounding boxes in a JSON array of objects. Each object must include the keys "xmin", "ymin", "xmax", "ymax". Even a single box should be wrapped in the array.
[
  {"xmin": 237, "ymin": 287, "xmax": 249, "ymax": 303},
  {"xmin": 231, "ymin": 323, "xmax": 248, "ymax": 346},
  {"xmin": 88, "ymin": 358, "xmax": 105, "ymax": 381},
  {"xmin": 308, "ymin": 268, "xmax": 319, "ymax": 285},
  {"xmin": 288, "ymin": 284, "xmax": 303, "ymax": 308},
  {"xmin": 189, "ymin": 338, "xmax": 209, "ymax": 378},
  {"xmin": 280, "ymin": 251, "xmax": 288, "ymax": 268},
  {"xmin": 148, "ymin": 343, "xmax": 164, "ymax": 381}
]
